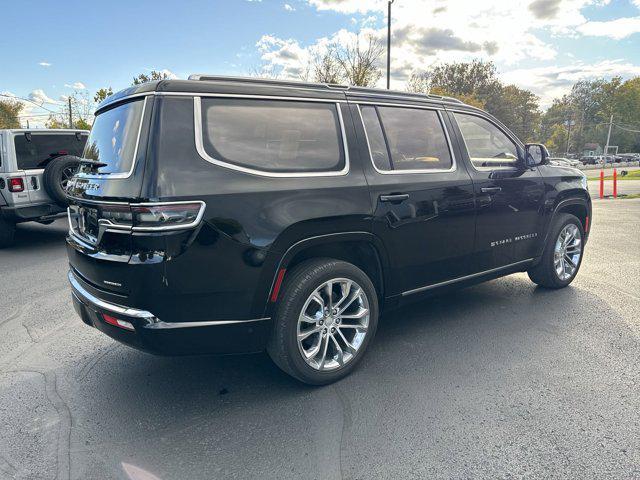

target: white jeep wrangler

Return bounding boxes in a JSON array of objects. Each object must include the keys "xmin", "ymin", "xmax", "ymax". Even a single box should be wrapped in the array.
[{"xmin": 0, "ymin": 129, "xmax": 88, "ymax": 247}]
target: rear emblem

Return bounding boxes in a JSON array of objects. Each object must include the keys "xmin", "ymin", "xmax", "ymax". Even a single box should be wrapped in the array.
[{"xmin": 103, "ymin": 280, "xmax": 122, "ymax": 287}]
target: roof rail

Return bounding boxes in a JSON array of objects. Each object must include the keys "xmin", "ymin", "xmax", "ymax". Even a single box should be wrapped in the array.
[
  {"xmin": 188, "ymin": 74, "xmax": 466, "ymax": 105},
  {"xmin": 188, "ymin": 74, "xmax": 350, "ymax": 91}
]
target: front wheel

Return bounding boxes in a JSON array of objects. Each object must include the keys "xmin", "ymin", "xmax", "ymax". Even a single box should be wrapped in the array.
[
  {"xmin": 528, "ymin": 213, "xmax": 585, "ymax": 288},
  {"xmin": 267, "ymin": 259, "xmax": 379, "ymax": 385}
]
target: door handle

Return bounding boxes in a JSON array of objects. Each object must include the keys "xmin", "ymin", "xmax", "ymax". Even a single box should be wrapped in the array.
[
  {"xmin": 379, "ymin": 193, "xmax": 409, "ymax": 203},
  {"xmin": 481, "ymin": 187, "xmax": 502, "ymax": 194}
]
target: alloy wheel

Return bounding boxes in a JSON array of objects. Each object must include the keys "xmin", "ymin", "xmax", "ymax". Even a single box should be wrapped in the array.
[
  {"xmin": 297, "ymin": 278, "xmax": 370, "ymax": 371},
  {"xmin": 554, "ymin": 224, "xmax": 582, "ymax": 281}
]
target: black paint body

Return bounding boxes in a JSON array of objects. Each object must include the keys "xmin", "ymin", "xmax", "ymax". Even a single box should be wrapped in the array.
[{"xmin": 66, "ymin": 78, "xmax": 591, "ymax": 355}]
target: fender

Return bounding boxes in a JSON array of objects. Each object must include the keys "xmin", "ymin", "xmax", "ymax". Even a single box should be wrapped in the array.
[
  {"xmin": 535, "ymin": 195, "xmax": 592, "ymax": 263},
  {"xmin": 254, "ymin": 231, "xmax": 391, "ymax": 318}
]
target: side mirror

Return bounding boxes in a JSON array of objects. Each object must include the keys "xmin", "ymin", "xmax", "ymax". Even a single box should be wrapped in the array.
[{"xmin": 524, "ymin": 143, "xmax": 548, "ymax": 167}]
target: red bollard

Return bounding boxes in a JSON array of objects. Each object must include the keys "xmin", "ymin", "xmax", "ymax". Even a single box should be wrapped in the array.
[
  {"xmin": 599, "ymin": 170, "xmax": 604, "ymax": 199},
  {"xmin": 613, "ymin": 168, "xmax": 617, "ymax": 198}
]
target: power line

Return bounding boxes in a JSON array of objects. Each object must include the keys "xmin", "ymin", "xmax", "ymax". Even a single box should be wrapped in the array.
[
  {"xmin": 0, "ymin": 93, "xmax": 63, "ymax": 114},
  {"xmin": 613, "ymin": 123, "xmax": 640, "ymax": 134}
]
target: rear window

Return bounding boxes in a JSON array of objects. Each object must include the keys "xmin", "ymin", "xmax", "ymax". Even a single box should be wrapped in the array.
[
  {"xmin": 83, "ymin": 99, "xmax": 145, "ymax": 175},
  {"xmin": 14, "ymin": 133, "xmax": 87, "ymax": 170},
  {"xmin": 200, "ymin": 98, "xmax": 345, "ymax": 174}
]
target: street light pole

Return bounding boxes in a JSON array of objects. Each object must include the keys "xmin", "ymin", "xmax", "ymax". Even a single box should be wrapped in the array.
[{"xmin": 387, "ymin": 0, "xmax": 395, "ymax": 90}]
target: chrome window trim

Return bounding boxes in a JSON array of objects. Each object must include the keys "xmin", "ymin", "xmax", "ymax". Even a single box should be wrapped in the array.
[
  {"xmin": 77, "ymin": 96, "xmax": 148, "ymax": 180},
  {"xmin": 402, "ymin": 258, "xmax": 534, "ymax": 297},
  {"xmin": 193, "ymin": 96, "xmax": 350, "ymax": 178},
  {"xmin": 160, "ymin": 91, "xmax": 348, "ymax": 103},
  {"xmin": 357, "ymin": 104, "xmax": 457, "ymax": 175},
  {"xmin": 354, "ymin": 99, "xmax": 446, "ymax": 111}
]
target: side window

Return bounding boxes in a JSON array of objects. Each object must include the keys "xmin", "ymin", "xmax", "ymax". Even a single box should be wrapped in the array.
[
  {"xmin": 454, "ymin": 113, "xmax": 520, "ymax": 170},
  {"xmin": 200, "ymin": 98, "xmax": 345, "ymax": 174},
  {"xmin": 361, "ymin": 105, "xmax": 453, "ymax": 172}
]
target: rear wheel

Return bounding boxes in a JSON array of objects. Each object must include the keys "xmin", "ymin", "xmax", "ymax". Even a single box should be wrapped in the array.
[
  {"xmin": 267, "ymin": 258, "xmax": 378, "ymax": 385},
  {"xmin": 0, "ymin": 217, "xmax": 16, "ymax": 248},
  {"xmin": 528, "ymin": 213, "xmax": 584, "ymax": 288}
]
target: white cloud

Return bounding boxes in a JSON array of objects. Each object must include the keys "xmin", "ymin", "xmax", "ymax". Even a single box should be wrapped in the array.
[
  {"xmin": 284, "ymin": 3, "xmax": 295, "ymax": 11},
  {"xmin": 29, "ymin": 89, "xmax": 63, "ymax": 105},
  {"xmin": 577, "ymin": 16, "xmax": 640, "ymax": 39},
  {"xmin": 38, "ymin": 61, "xmax": 52, "ymax": 67},
  {"xmin": 502, "ymin": 60, "xmax": 640, "ymax": 107},
  {"xmin": 64, "ymin": 82, "xmax": 87, "ymax": 90}
]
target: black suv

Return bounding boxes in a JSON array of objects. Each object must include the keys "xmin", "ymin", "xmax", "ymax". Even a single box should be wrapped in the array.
[{"xmin": 66, "ymin": 76, "xmax": 591, "ymax": 384}]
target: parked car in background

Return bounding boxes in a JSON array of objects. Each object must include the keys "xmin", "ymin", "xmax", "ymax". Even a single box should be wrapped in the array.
[
  {"xmin": 580, "ymin": 155, "xmax": 599, "ymax": 165},
  {"xmin": 0, "ymin": 129, "xmax": 88, "ymax": 247},
  {"xmin": 65, "ymin": 76, "xmax": 591, "ymax": 384},
  {"xmin": 549, "ymin": 157, "xmax": 581, "ymax": 168}
]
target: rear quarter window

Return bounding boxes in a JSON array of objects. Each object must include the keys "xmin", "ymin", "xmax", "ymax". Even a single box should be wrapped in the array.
[{"xmin": 198, "ymin": 98, "xmax": 346, "ymax": 174}]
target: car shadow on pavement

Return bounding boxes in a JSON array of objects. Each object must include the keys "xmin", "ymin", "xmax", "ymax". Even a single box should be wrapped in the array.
[{"xmin": 8, "ymin": 218, "xmax": 68, "ymax": 252}]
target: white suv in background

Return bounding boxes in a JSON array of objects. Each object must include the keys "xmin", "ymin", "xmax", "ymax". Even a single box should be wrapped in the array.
[{"xmin": 0, "ymin": 129, "xmax": 88, "ymax": 247}]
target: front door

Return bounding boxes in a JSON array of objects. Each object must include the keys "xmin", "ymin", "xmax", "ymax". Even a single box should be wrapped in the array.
[
  {"xmin": 447, "ymin": 111, "xmax": 544, "ymax": 272},
  {"xmin": 353, "ymin": 102, "xmax": 476, "ymax": 296}
]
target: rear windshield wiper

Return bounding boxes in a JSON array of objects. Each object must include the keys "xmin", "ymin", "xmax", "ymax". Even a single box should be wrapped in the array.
[{"xmin": 78, "ymin": 158, "xmax": 108, "ymax": 171}]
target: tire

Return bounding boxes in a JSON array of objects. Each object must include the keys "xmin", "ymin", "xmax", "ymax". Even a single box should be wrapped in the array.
[
  {"xmin": 43, "ymin": 155, "xmax": 80, "ymax": 206},
  {"xmin": 267, "ymin": 258, "xmax": 379, "ymax": 385},
  {"xmin": 0, "ymin": 217, "xmax": 16, "ymax": 248},
  {"xmin": 528, "ymin": 213, "xmax": 584, "ymax": 289}
]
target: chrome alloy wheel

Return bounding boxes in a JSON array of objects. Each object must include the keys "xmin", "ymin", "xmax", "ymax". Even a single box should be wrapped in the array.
[
  {"xmin": 554, "ymin": 224, "xmax": 582, "ymax": 281},
  {"xmin": 297, "ymin": 278, "xmax": 370, "ymax": 371},
  {"xmin": 61, "ymin": 165, "xmax": 78, "ymax": 191}
]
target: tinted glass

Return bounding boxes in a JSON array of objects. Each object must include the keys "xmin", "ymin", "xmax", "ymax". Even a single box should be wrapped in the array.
[
  {"xmin": 360, "ymin": 106, "xmax": 392, "ymax": 171},
  {"xmin": 201, "ymin": 98, "xmax": 344, "ymax": 173},
  {"xmin": 376, "ymin": 107, "xmax": 452, "ymax": 171},
  {"xmin": 14, "ymin": 133, "xmax": 87, "ymax": 170},
  {"xmin": 454, "ymin": 113, "xmax": 519, "ymax": 170},
  {"xmin": 83, "ymin": 99, "xmax": 145, "ymax": 175}
]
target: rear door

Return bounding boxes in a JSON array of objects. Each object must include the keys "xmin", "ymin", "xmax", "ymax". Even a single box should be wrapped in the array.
[
  {"xmin": 447, "ymin": 110, "xmax": 544, "ymax": 272},
  {"xmin": 352, "ymin": 101, "xmax": 476, "ymax": 296},
  {"xmin": 13, "ymin": 131, "xmax": 88, "ymax": 205}
]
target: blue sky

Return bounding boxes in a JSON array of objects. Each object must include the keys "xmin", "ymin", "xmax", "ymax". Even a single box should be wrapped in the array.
[{"xmin": 2, "ymin": 0, "xmax": 640, "ymax": 125}]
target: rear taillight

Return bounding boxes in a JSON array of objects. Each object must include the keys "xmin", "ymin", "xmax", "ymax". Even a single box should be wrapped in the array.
[
  {"xmin": 131, "ymin": 202, "xmax": 204, "ymax": 231},
  {"xmin": 102, "ymin": 313, "xmax": 135, "ymax": 331},
  {"xmin": 101, "ymin": 204, "xmax": 134, "ymax": 226},
  {"xmin": 8, "ymin": 178, "xmax": 25, "ymax": 192}
]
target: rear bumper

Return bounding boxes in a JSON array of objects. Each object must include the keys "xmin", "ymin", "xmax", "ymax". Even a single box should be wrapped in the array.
[
  {"xmin": 68, "ymin": 270, "xmax": 272, "ymax": 355},
  {"xmin": 1, "ymin": 203, "xmax": 65, "ymax": 222}
]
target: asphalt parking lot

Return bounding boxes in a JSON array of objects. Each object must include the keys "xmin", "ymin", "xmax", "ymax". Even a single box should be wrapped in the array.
[{"xmin": 0, "ymin": 200, "xmax": 638, "ymax": 480}]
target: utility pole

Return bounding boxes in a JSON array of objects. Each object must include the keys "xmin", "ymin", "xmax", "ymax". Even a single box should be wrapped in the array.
[
  {"xmin": 386, "ymin": 0, "xmax": 395, "ymax": 90},
  {"xmin": 68, "ymin": 97, "xmax": 73, "ymax": 128},
  {"xmin": 565, "ymin": 116, "xmax": 574, "ymax": 156},
  {"xmin": 603, "ymin": 114, "xmax": 613, "ymax": 170}
]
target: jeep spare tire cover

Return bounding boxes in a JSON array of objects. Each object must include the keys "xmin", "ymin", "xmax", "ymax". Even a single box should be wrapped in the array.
[{"xmin": 43, "ymin": 155, "xmax": 81, "ymax": 206}]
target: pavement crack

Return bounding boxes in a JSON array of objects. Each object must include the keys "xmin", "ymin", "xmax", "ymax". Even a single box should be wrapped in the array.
[
  {"xmin": 44, "ymin": 371, "xmax": 72, "ymax": 480},
  {"xmin": 333, "ymin": 384, "xmax": 352, "ymax": 480},
  {"xmin": 77, "ymin": 344, "xmax": 119, "ymax": 381}
]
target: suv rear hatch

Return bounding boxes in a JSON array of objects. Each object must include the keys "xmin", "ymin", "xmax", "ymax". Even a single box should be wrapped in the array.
[{"xmin": 67, "ymin": 95, "xmax": 152, "ymax": 296}]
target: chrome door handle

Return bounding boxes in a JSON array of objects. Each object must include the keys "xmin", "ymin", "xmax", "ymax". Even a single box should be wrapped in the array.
[
  {"xmin": 379, "ymin": 193, "xmax": 409, "ymax": 203},
  {"xmin": 481, "ymin": 187, "xmax": 502, "ymax": 193}
]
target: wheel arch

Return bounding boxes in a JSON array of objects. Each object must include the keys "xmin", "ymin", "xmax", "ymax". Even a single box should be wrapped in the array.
[{"xmin": 261, "ymin": 232, "xmax": 390, "ymax": 317}]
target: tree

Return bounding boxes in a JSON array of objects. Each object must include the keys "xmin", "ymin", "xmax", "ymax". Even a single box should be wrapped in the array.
[
  {"xmin": 334, "ymin": 35, "xmax": 384, "ymax": 87},
  {"xmin": 132, "ymin": 70, "xmax": 172, "ymax": 85},
  {"xmin": 406, "ymin": 71, "xmax": 430, "ymax": 94},
  {"xmin": 309, "ymin": 46, "xmax": 344, "ymax": 84},
  {"xmin": 429, "ymin": 60, "xmax": 502, "ymax": 103},
  {"xmin": 46, "ymin": 91, "xmax": 94, "ymax": 129},
  {"xmin": 493, "ymin": 85, "xmax": 541, "ymax": 142},
  {"xmin": 94, "ymin": 87, "xmax": 113, "ymax": 103},
  {"xmin": 0, "ymin": 99, "xmax": 23, "ymax": 128}
]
